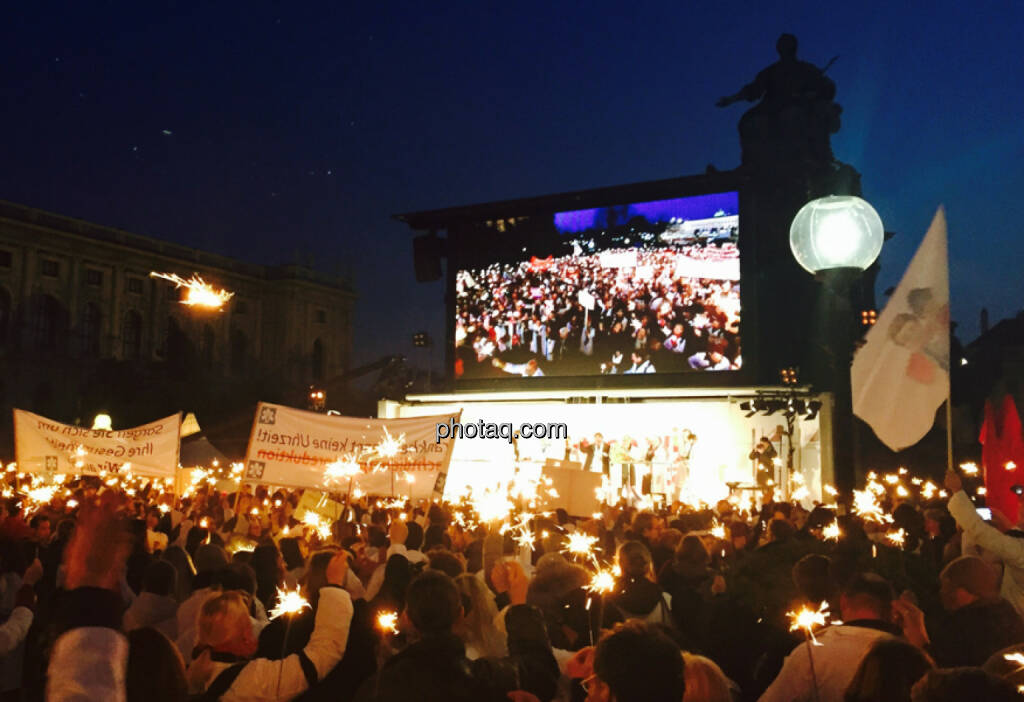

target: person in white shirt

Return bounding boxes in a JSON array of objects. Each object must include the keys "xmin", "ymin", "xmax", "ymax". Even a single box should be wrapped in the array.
[
  {"xmin": 492, "ymin": 358, "xmax": 544, "ymax": 377},
  {"xmin": 945, "ymin": 469, "xmax": 1024, "ymax": 617},
  {"xmin": 759, "ymin": 573, "xmax": 899, "ymax": 702},
  {"xmin": 624, "ymin": 351, "xmax": 656, "ymax": 374}
]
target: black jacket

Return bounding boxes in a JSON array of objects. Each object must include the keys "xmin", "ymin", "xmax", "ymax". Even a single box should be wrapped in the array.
[
  {"xmin": 929, "ymin": 597, "xmax": 1024, "ymax": 668},
  {"xmin": 353, "ymin": 632, "xmax": 505, "ymax": 702}
]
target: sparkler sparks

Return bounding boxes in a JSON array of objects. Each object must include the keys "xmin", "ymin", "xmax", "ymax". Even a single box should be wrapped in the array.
[
  {"xmin": 961, "ymin": 462, "xmax": 979, "ymax": 476},
  {"xmin": 150, "ymin": 272, "xmax": 234, "ymax": 309},
  {"xmin": 710, "ymin": 520, "xmax": 726, "ymax": 540},
  {"xmin": 886, "ymin": 528, "xmax": 907, "ymax": 547},
  {"xmin": 787, "ymin": 602, "xmax": 832, "ymax": 645},
  {"xmin": 852, "ymin": 489, "xmax": 892, "ymax": 524},
  {"xmin": 564, "ymin": 532, "xmax": 599, "ymax": 561},
  {"xmin": 587, "ymin": 569, "xmax": 616, "ymax": 594},
  {"xmin": 822, "ymin": 521, "xmax": 841, "ymax": 542},
  {"xmin": 376, "ymin": 611, "xmax": 399, "ymax": 635},
  {"xmin": 269, "ymin": 587, "xmax": 311, "ymax": 619}
]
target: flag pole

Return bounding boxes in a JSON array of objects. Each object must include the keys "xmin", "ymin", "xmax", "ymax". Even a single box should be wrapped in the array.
[{"xmin": 946, "ymin": 381, "xmax": 954, "ymax": 474}]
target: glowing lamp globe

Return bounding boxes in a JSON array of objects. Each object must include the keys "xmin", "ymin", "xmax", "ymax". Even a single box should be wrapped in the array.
[{"xmin": 789, "ymin": 196, "xmax": 883, "ymax": 274}]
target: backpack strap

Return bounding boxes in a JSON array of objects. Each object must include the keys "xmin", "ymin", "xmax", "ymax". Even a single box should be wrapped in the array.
[
  {"xmin": 196, "ymin": 662, "xmax": 246, "ymax": 702},
  {"xmin": 297, "ymin": 649, "xmax": 319, "ymax": 687}
]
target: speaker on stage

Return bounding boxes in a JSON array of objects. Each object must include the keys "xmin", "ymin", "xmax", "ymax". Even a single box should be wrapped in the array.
[{"xmin": 412, "ymin": 231, "xmax": 445, "ymax": 282}]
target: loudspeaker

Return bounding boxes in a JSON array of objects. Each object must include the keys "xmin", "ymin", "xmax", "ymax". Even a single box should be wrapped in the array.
[{"xmin": 412, "ymin": 232, "xmax": 444, "ymax": 282}]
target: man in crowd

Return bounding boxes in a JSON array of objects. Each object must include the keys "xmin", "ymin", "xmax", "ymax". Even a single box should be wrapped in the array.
[
  {"xmin": 582, "ymin": 620, "xmax": 685, "ymax": 702},
  {"xmin": 758, "ymin": 573, "xmax": 899, "ymax": 702}
]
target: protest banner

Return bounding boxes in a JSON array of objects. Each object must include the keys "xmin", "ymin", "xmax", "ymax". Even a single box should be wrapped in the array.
[
  {"xmin": 242, "ymin": 403, "xmax": 461, "ymax": 500},
  {"xmin": 14, "ymin": 409, "xmax": 182, "ymax": 478}
]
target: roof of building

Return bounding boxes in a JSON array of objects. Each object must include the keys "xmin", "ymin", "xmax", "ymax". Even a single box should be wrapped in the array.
[
  {"xmin": 0, "ymin": 199, "xmax": 355, "ymax": 294},
  {"xmin": 393, "ymin": 169, "xmax": 744, "ymax": 231}
]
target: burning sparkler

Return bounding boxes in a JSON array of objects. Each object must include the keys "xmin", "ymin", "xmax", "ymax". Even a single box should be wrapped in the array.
[
  {"xmin": 564, "ymin": 532, "xmax": 599, "ymax": 561},
  {"xmin": 587, "ymin": 569, "xmax": 616, "ymax": 595},
  {"xmin": 376, "ymin": 610, "xmax": 399, "ymax": 635},
  {"xmin": 269, "ymin": 586, "xmax": 311, "ymax": 619},
  {"xmin": 822, "ymin": 521, "xmax": 841, "ymax": 542},
  {"xmin": 150, "ymin": 272, "xmax": 234, "ymax": 309},
  {"xmin": 961, "ymin": 462, "xmax": 979, "ymax": 476},
  {"xmin": 886, "ymin": 528, "xmax": 907, "ymax": 548},
  {"xmin": 787, "ymin": 601, "xmax": 832, "ymax": 645}
]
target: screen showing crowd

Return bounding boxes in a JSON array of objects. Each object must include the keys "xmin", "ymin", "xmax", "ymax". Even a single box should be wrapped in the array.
[{"xmin": 454, "ymin": 191, "xmax": 741, "ymax": 380}]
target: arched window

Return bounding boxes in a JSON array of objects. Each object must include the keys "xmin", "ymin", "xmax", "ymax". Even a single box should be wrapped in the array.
[
  {"xmin": 122, "ymin": 310, "xmax": 143, "ymax": 360},
  {"xmin": 202, "ymin": 324, "xmax": 215, "ymax": 369},
  {"xmin": 31, "ymin": 295, "xmax": 67, "ymax": 353},
  {"xmin": 80, "ymin": 302, "xmax": 102, "ymax": 357},
  {"xmin": 230, "ymin": 328, "xmax": 247, "ymax": 375},
  {"xmin": 312, "ymin": 338, "xmax": 325, "ymax": 382}
]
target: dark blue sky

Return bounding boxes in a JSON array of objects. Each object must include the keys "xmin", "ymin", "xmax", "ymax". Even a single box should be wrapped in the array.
[{"xmin": 2, "ymin": 1, "xmax": 1022, "ymax": 369}]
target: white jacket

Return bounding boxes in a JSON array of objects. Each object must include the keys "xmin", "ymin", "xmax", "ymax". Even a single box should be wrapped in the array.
[
  {"xmin": 758, "ymin": 624, "xmax": 894, "ymax": 702},
  {"xmin": 46, "ymin": 627, "xmax": 128, "ymax": 702},
  {"xmin": 188, "ymin": 586, "xmax": 353, "ymax": 702},
  {"xmin": 950, "ymin": 489, "xmax": 1024, "ymax": 617},
  {"xmin": 0, "ymin": 607, "xmax": 32, "ymax": 657}
]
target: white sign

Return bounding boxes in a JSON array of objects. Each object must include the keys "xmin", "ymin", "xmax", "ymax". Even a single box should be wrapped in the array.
[
  {"xmin": 243, "ymin": 402, "xmax": 460, "ymax": 499},
  {"xmin": 14, "ymin": 409, "xmax": 182, "ymax": 478},
  {"xmin": 578, "ymin": 289, "xmax": 596, "ymax": 310}
]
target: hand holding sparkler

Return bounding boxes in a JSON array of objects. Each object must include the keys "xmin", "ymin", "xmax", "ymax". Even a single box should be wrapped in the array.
[
  {"xmin": 944, "ymin": 470, "xmax": 963, "ymax": 495},
  {"xmin": 325, "ymin": 549, "xmax": 350, "ymax": 588},
  {"xmin": 892, "ymin": 595, "xmax": 929, "ymax": 648}
]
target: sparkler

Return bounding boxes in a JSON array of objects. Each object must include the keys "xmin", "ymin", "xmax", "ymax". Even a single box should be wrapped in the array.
[
  {"xmin": 822, "ymin": 521, "xmax": 841, "ymax": 542},
  {"xmin": 587, "ymin": 569, "xmax": 616, "ymax": 595},
  {"xmin": 787, "ymin": 601, "xmax": 832, "ymax": 702},
  {"xmin": 961, "ymin": 462, "xmax": 979, "ymax": 476},
  {"xmin": 852, "ymin": 489, "xmax": 892, "ymax": 524},
  {"xmin": 710, "ymin": 520, "xmax": 726, "ymax": 540},
  {"xmin": 564, "ymin": 532, "xmax": 599, "ymax": 560},
  {"xmin": 787, "ymin": 601, "xmax": 832, "ymax": 644},
  {"xmin": 886, "ymin": 528, "xmax": 907, "ymax": 547},
  {"xmin": 149, "ymin": 272, "xmax": 234, "ymax": 309},
  {"xmin": 269, "ymin": 586, "xmax": 311, "ymax": 620},
  {"xmin": 376, "ymin": 610, "xmax": 400, "ymax": 635}
]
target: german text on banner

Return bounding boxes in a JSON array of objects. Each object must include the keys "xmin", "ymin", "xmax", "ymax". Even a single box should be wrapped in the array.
[
  {"xmin": 14, "ymin": 409, "xmax": 182, "ymax": 477},
  {"xmin": 851, "ymin": 207, "xmax": 950, "ymax": 451},
  {"xmin": 243, "ymin": 403, "xmax": 461, "ymax": 499}
]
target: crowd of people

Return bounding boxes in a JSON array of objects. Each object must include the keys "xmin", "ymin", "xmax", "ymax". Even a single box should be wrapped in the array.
[
  {"xmin": 2, "ymin": 467, "xmax": 1024, "ymax": 701},
  {"xmin": 454, "ymin": 242, "xmax": 741, "ymax": 379}
]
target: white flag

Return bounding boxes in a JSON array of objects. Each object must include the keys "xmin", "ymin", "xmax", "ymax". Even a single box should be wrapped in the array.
[{"xmin": 851, "ymin": 207, "xmax": 950, "ymax": 451}]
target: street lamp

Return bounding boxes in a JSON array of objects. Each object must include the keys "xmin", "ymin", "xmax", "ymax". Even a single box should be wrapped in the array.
[
  {"xmin": 790, "ymin": 195, "xmax": 883, "ymax": 276},
  {"xmin": 789, "ymin": 195, "xmax": 883, "ymax": 494}
]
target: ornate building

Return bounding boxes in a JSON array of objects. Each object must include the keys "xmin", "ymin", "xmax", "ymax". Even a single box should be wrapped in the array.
[{"xmin": 0, "ymin": 200, "xmax": 355, "ymax": 452}]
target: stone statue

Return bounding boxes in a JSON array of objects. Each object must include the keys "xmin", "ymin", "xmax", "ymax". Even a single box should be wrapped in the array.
[{"xmin": 717, "ymin": 34, "xmax": 842, "ymax": 167}]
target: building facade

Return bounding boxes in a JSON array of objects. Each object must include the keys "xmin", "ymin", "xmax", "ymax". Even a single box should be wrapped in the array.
[{"xmin": 0, "ymin": 200, "xmax": 355, "ymax": 451}]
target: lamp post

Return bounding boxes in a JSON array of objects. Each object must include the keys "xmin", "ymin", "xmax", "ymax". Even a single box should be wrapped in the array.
[{"xmin": 790, "ymin": 195, "xmax": 883, "ymax": 493}]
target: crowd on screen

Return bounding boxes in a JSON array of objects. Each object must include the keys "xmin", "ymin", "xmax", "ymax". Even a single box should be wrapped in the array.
[
  {"xmin": 454, "ymin": 243, "xmax": 741, "ymax": 379},
  {"xmin": 4, "ymin": 468, "xmax": 1024, "ymax": 701}
]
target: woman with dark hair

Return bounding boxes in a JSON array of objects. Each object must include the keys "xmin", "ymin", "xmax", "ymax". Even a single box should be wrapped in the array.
[
  {"xmin": 250, "ymin": 542, "xmax": 285, "ymax": 612},
  {"xmin": 279, "ymin": 537, "xmax": 305, "ymax": 579},
  {"xmin": 608, "ymin": 541, "xmax": 672, "ymax": 627},
  {"xmin": 161, "ymin": 546, "xmax": 196, "ymax": 603},
  {"xmin": 844, "ymin": 638, "xmax": 934, "ymax": 702},
  {"xmin": 370, "ymin": 554, "xmax": 414, "ymax": 617},
  {"xmin": 126, "ymin": 627, "xmax": 188, "ymax": 702},
  {"xmin": 659, "ymin": 534, "xmax": 712, "ymax": 637}
]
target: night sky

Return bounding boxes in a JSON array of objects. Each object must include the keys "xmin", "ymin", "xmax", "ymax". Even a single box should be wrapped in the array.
[{"xmin": 2, "ymin": 1, "xmax": 1022, "ymax": 372}]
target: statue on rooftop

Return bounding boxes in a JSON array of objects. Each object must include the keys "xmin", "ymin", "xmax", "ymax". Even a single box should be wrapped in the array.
[{"xmin": 717, "ymin": 34, "xmax": 842, "ymax": 167}]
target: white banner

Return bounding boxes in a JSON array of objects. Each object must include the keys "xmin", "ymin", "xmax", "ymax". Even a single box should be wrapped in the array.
[
  {"xmin": 242, "ymin": 403, "xmax": 461, "ymax": 499},
  {"xmin": 14, "ymin": 409, "xmax": 182, "ymax": 478}
]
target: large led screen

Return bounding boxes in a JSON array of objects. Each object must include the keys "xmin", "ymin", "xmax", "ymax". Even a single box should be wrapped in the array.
[{"xmin": 454, "ymin": 191, "xmax": 740, "ymax": 380}]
